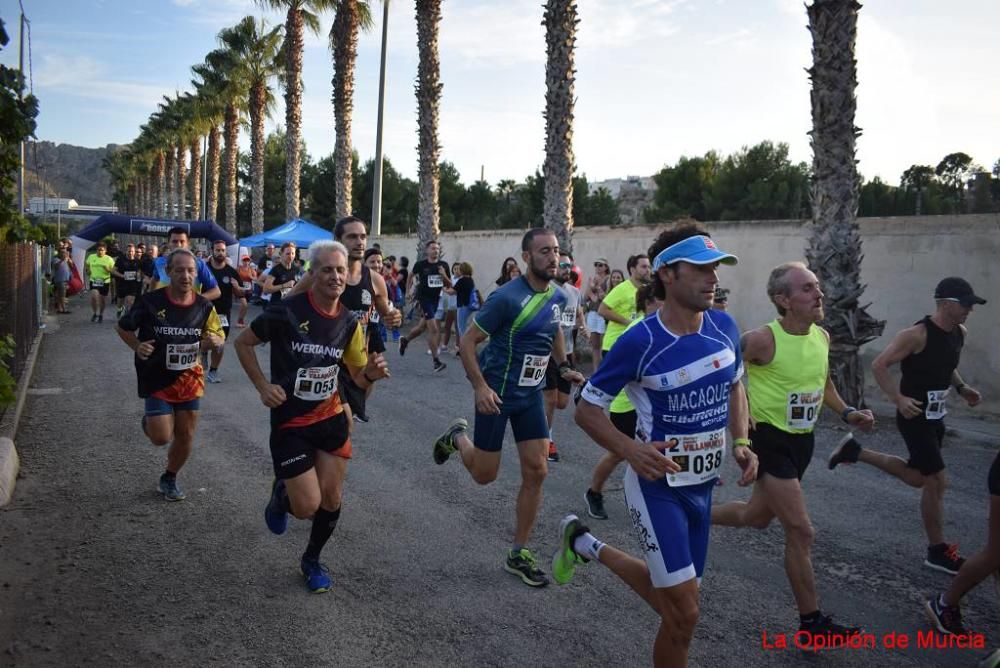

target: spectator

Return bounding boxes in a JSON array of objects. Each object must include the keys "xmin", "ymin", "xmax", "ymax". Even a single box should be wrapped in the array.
[{"xmin": 50, "ymin": 247, "xmax": 72, "ymax": 313}]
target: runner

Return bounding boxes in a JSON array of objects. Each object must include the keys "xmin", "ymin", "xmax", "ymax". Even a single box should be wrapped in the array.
[
  {"xmin": 115, "ymin": 248, "xmax": 225, "ymax": 501},
  {"xmin": 711, "ymin": 261, "xmax": 870, "ymax": 643},
  {"xmin": 235, "ymin": 255, "xmax": 257, "ymax": 327},
  {"xmin": 598, "ymin": 253, "xmax": 651, "ymax": 356},
  {"xmin": 151, "ymin": 227, "xmax": 221, "ymax": 301},
  {"xmin": 261, "ymin": 242, "xmax": 299, "ymax": 304},
  {"xmin": 829, "ymin": 276, "xmax": 986, "ymax": 575},
  {"xmin": 584, "ymin": 257, "xmax": 611, "ymax": 372},
  {"xmin": 234, "ymin": 239, "xmax": 390, "ymax": 594},
  {"xmin": 139, "ymin": 244, "xmax": 159, "ymax": 294},
  {"xmin": 84, "ymin": 242, "xmax": 116, "ymax": 323},
  {"xmin": 205, "ymin": 239, "xmax": 245, "ymax": 383},
  {"xmin": 555, "ymin": 223, "xmax": 756, "ymax": 668},
  {"xmin": 432, "ymin": 228, "xmax": 584, "ymax": 587},
  {"xmin": 399, "ymin": 240, "xmax": 450, "ymax": 372},
  {"xmin": 543, "ymin": 250, "xmax": 586, "ymax": 462},
  {"xmin": 111, "ymin": 243, "xmax": 143, "ymax": 317}
]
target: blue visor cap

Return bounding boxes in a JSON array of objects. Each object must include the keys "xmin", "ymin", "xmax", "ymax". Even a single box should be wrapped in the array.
[{"xmin": 652, "ymin": 235, "xmax": 739, "ymax": 270}]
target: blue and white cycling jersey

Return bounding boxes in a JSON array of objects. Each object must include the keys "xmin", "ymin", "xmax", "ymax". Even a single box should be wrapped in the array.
[{"xmin": 581, "ymin": 308, "xmax": 743, "ymax": 486}]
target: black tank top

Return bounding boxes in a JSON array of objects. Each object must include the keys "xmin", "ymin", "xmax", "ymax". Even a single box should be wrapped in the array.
[
  {"xmin": 900, "ymin": 315, "xmax": 963, "ymax": 403},
  {"xmin": 340, "ymin": 264, "xmax": 376, "ymax": 335}
]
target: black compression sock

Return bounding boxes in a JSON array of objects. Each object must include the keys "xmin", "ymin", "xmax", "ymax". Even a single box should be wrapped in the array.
[{"xmin": 304, "ymin": 506, "xmax": 341, "ymax": 560}]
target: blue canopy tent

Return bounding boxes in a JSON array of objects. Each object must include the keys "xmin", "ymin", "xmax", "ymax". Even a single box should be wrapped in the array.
[
  {"xmin": 69, "ymin": 214, "xmax": 240, "ymax": 271},
  {"xmin": 239, "ymin": 219, "xmax": 331, "ymax": 248}
]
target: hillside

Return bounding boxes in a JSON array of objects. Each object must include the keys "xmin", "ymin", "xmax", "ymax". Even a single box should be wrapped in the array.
[{"xmin": 23, "ymin": 141, "xmax": 118, "ymax": 207}]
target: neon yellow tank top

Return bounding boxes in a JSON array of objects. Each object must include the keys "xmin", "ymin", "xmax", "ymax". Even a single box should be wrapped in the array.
[{"xmin": 747, "ymin": 320, "xmax": 829, "ymax": 434}]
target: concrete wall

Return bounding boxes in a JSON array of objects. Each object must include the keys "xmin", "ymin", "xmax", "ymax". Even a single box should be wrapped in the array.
[{"xmin": 372, "ymin": 214, "xmax": 1000, "ymax": 409}]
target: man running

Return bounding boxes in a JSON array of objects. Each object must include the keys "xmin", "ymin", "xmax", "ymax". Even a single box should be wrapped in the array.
[
  {"xmin": 115, "ymin": 249, "xmax": 225, "ymax": 501},
  {"xmin": 543, "ymin": 250, "xmax": 586, "ymax": 462},
  {"xmin": 711, "ymin": 261, "xmax": 870, "ymax": 641},
  {"xmin": 85, "ymin": 242, "xmax": 116, "ymax": 322},
  {"xmin": 234, "ymin": 240, "xmax": 390, "ymax": 593},
  {"xmin": 597, "ymin": 253, "xmax": 651, "ymax": 355},
  {"xmin": 205, "ymin": 240, "xmax": 245, "ymax": 383},
  {"xmin": 139, "ymin": 243, "xmax": 158, "ymax": 293},
  {"xmin": 261, "ymin": 242, "xmax": 298, "ymax": 304},
  {"xmin": 151, "ymin": 227, "xmax": 221, "ymax": 301},
  {"xmin": 236, "ymin": 255, "xmax": 257, "ymax": 327},
  {"xmin": 554, "ymin": 224, "xmax": 756, "ymax": 668},
  {"xmin": 111, "ymin": 243, "xmax": 143, "ymax": 316},
  {"xmin": 400, "ymin": 240, "xmax": 450, "ymax": 373},
  {"xmin": 829, "ymin": 276, "xmax": 986, "ymax": 575},
  {"xmin": 432, "ymin": 228, "xmax": 584, "ymax": 587}
]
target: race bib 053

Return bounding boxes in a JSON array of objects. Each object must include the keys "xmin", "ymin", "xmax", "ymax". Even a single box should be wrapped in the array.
[{"xmin": 294, "ymin": 365, "xmax": 339, "ymax": 401}]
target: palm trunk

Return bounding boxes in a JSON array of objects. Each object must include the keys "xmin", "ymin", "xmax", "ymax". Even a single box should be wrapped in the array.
[
  {"xmin": 138, "ymin": 174, "xmax": 147, "ymax": 216},
  {"xmin": 223, "ymin": 104, "xmax": 240, "ymax": 233},
  {"xmin": 805, "ymin": 0, "xmax": 884, "ymax": 407},
  {"xmin": 416, "ymin": 0, "xmax": 443, "ymax": 257},
  {"xmin": 331, "ymin": 1, "xmax": 360, "ymax": 220},
  {"xmin": 177, "ymin": 143, "xmax": 188, "ymax": 220},
  {"xmin": 206, "ymin": 126, "xmax": 221, "ymax": 222},
  {"xmin": 250, "ymin": 81, "xmax": 266, "ymax": 235},
  {"xmin": 155, "ymin": 151, "xmax": 166, "ymax": 218},
  {"xmin": 189, "ymin": 138, "xmax": 202, "ymax": 220},
  {"xmin": 542, "ymin": 0, "xmax": 578, "ymax": 254},
  {"xmin": 284, "ymin": 7, "xmax": 304, "ymax": 222},
  {"xmin": 165, "ymin": 146, "xmax": 177, "ymax": 218}
]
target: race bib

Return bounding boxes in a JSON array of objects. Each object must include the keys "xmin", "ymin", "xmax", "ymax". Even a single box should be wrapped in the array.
[
  {"xmin": 90, "ymin": 279, "xmax": 104, "ymax": 287},
  {"xmin": 280, "ymin": 287, "xmax": 292, "ymax": 298},
  {"xmin": 787, "ymin": 389, "xmax": 823, "ymax": 429},
  {"xmin": 925, "ymin": 389, "xmax": 948, "ymax": 420},
  {"xmin": 663, "ymin": 429, "xmax": 726, "ymax": 487},
  {"xmin": 518, "ymin": 354, "xmax": 549, "ymax": 387},
  {"xmin": 560, "ymin": 309, "xmax": 577, "ymax": 328},
  {"xmin": 218, "ymin": 314, "xmax": 229, "ymax": 328},
  {"xmin": 293, "ymin": 365, "xmax": 339, "ymax": 401},
  {"xmin": 123, "ymin": 271, "xmax": 137, "ymax": 281},
  {"xmin": 427, "ymin": 274, "xmax": 444, "ymax": 289},
  {"xmin": 242, "ymin": 281, "xmax": 253, "ymax": 292},
  {"xmin": 266, "ymin": 260, "xmax": 274, "ymax": 269},
  {"xmin": 165, "ymin": 342, "xmax": 200, "ymax": 371}
]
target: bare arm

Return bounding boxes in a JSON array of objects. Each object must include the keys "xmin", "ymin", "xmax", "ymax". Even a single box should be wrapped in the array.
[
  {"xmin": 597, "ymin": 301, "xmax": 631, "ymax": 326},
  {"xmin": 871, "ymin": 325, "xmax": 924, "ymax": 417},
  {"xmin": 115, "ymin": 325, "xmax": 154, "ymax": 360},
  {"xmin": 576, "ymin": 399, "xmax": 679, "ymax": 481},
  {"xmin": 234, "ymin": 328, "xmax": 287, "ymax": 408},
  {"xmin": 727, "ymin": 381, "xmax": 757, "ymax": 486},
  {"xmin": 371, "ymin": 271, "xmax": 401, "ymax": 327},
  {"xmin": 458, "ymin": 324, "xmax": 502, "ymax": 415}
]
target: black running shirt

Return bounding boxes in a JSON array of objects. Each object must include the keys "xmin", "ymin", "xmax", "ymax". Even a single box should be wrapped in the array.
[
  {"xmin": 411, "ymin": 259, "xmax": 450, "ymax": 302},
  {"xmin": 208, "ymin": 262, "xmax": 241, "ymax": 319}
]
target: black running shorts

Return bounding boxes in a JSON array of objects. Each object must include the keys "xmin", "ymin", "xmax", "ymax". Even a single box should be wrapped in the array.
[
  {"xmin": 988, "ymin": 452, "xmax": 1000, "ymax": 496},
  {"xmin": 750, "ymin": 422, "xmax": 815, "ymax": 481},
  {"xmin": 270, "ymin": 412, "xmax": 351, "ymax": 479},
  {"xmin": 896, "ymin": 413, "xmax": 945, "ymax": 476},
  {"xmin": 544, "ymin": 358, "xmax": 571, "ymax": 394}
]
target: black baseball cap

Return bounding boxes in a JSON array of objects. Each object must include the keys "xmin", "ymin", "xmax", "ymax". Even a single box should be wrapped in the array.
[{"xmin": 934, "ymin": 277, "xmax": 986, "ymax": 307}]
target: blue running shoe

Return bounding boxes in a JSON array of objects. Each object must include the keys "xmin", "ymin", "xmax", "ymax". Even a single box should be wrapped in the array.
[
  {"xmin": 300, "ymin": 556, "xmax": 332, "ymax": 593},
  {"xmin": 158, "ymin": 474, "xmax": 186, "ymax": 502},
  {"xmin": 264, "ymin": 478, "xmax": 289, "ymax": 535}
]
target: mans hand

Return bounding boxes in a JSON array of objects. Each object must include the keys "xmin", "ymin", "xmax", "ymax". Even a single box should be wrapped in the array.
[
  {"xmin": 895, "ymin": 395, "xmax": 923, "ymax": 419},
  {"xmin": 257, "ymin": 383, "xmax": 287, "ymax": 408},
  {"xmin": 474, "ymin": 385, "xmax": 503, "ymax": 415},
  {"xmin": 207, "ymin": 334, "xmax": 225, "ymax": 351},
  {"xmin": 959, "ymin": 386, "xmax": 982, "ymax": 407},
  {"xmin": 383, "ymin": 307, "xmax": 402, "ymax": 328},
  {"xmin": 732, "ymin": 445, "xmax": 758, "ymax": 487},
  {"xmin": 365, "ymin": 352, "xmax": 390, "ymax": 381},
  {"xmin": 630, "ymin": 441, "xmax": 680, "ymax": 481},
  {"xmin": 846, "ymin": 409, "xmax": 875, "ymax": 431},
  {"xmin": 562, "ymin": 369, "xmax": 586, "ymax": 385},
  {"xmin": 135, "ymin": 340, "xmax": 155, "ymax": 360}
]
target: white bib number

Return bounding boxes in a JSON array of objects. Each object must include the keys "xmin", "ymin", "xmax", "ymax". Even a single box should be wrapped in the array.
[
  {"xmin": 218, "ymin": 314, "xmax": 229, "ymax": 328},
  {"xmin": 165, "ymin": 342, "xmax": 200, "ymax": 371},
  {"xmin": 294, "ymin": 365, "xmax": 339, "ymax": 401},
  {"xmin": 427, "ymin": 274, "xmax": 444, "ymax": 289},
  {"xmin": 90, "ymin": 279, "xmax": 104, "ymax": 287},
  {"xmin": 925, "ymin": 389, "xmax": 948, "ymax": 420},
  {"xmin": 518, "ymin": 354, "xmax": 549, "ymax": 387},
  {"xmin": 664, "ymin": 429, "xmax": 726, "ymax": 487},
  {"xmin": 560, "ymin": 309, "xmax": 577, "ymax": 328},
  {"xmin": 123, "ymin": 271, "xmax": 137, "ymax": 281},
  {"xmin": 242, "ymin": 281, "xmax": 253, "ymax": 292},
  {"xmin": 787, "ymin": 389, "xmax": 823, "ymax": 429}
]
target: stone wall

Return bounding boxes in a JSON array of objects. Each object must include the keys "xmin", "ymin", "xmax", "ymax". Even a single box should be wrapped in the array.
[{"xmin": 373, "ymin": 214, "xmax": 1000, "ymax": 410}]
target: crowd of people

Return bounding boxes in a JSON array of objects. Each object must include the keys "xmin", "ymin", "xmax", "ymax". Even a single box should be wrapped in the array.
[{"xmin": 52, "ymin": 216, "xmax": 995, "ymax": 667}]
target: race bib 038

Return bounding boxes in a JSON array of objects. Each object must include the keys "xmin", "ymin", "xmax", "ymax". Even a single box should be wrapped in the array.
[{"xmin": 663, "ymin": 429, "xmax": 726, "ymax": 487}]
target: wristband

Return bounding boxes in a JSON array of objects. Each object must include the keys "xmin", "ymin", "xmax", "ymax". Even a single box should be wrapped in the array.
[
  {"xmin": 363, "ymin": 372, "xmax": 378, "ymax": 384},
  {"xmin": 841, "ymin": 406, "xmax": 857, "ymax": 422},
  {"xmin": 558, "ymin": 361, "xmax": 574, "ymax": 375},
  {"xmin": 954, "ymin": 383, "xmax": 967, "ymax": 394},
  {"xmin": 733, "ymin": 438, "xmax": 751, "ymax": 448}
]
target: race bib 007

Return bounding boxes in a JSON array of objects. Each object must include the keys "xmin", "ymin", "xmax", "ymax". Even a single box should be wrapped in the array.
[
  {"xmin": 925, "ymin": 388, "xmax": 948, "ymax": 420},
  {"xmin": 787, "ymin": 389, "xmax": 823, "ymax": 429},
  {"xmin": 294, "ymin": 365, "xmax": 339, "ymax": 401},
  {"xmin": 165, "ymin": 342, "xmax": 200, "ymax": 371},
  {"xmin": 518, "ymin": 354, "xmax": 549, "ymax": 387},
  {"xmin": 664, "ymin": 429, "xmax": 726, "ymax": 487}
]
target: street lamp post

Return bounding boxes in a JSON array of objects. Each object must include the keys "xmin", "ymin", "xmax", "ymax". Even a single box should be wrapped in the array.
[{"xmin": 371, "ymin": 0, "xmax": 390, "ymax": 237}]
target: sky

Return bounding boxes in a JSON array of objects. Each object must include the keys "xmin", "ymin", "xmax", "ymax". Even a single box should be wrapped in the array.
[{"xmin": 2, "ymin": 0, "xmax": 998, "ymax": 188}]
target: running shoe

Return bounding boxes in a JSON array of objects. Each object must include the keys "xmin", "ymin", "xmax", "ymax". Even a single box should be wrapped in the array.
[
  {"xmin": 97, "ymin": 315, "xmax": 103, "ymax": 323},
  {"xmin": 584, "ymin": 488, "xmax": 608, "ymax": 520},
  {"xmin": 438, "ymin": 345, "xmax": 447, "ymax": 355},
  {"xmin": 398, "ymin": 336, "xmax": 409, "ymax": 356},
  {"xmin": 433, "ymin": 418, "xmax": 467, "ymax": 465},
  {"xmin": 547, "ymin": 441, "xmax": 560, "ymax": 462},
  {"xmin": 828, "ymin": 432, "xmax": 861, "ymax": 469},
  {"xmin": 353, "ymin": 412, "xmax": 370, "ymax": 423},
  {"xmin": 158, "ymin": 474, "xmax": 186, "ymax": 502},
  {"xmin": 551, "ymin": 514, "xmax": 590, "ymax": 585},
  {"xmin": 91, "ymin": 314, "xmax": 98, "ymax": 323},
  {"xmin": 206, "ymin": 370, "xmax": 221, "ymax": 384},
  {"xmin": 925, "ymin": 543, "xmax": 965, "ymax": 575},
  {"xmin": 504, "ymin": 548, "xmax": 549, "ymax": 587},
  {"xmin": 797, "ymin": 614, "xmax": 862, "ymax": 650},
  {"xmin": 300, "ymin": 556, "xmax": 332, "ymax": 593},
  {"xmin": 924, "ymin": 595, "xmax": 966, "ymax": 634},
  {"xmin": 264, "ymin": 478, "xmax": 289, "ymax": 535},
  {"xmin": 433, "ymin": 359, "xmax": 447, "ymax": 373}
]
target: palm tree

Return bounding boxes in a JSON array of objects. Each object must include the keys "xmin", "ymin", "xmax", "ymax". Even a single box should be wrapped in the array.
[
  {"xmin": 330, "ymin": 1, "xmax": 373, "ymax": 220},
  {"xmin": 542, "ymin": 0, "xmax": 578, "ymax": 253},
  {"xmin": 219, "ymin": 16, "xmax": 284, "ymax": 234},
  {"xmin": 192, "ymin": 61, "xmax": 229, "ymax": 222},
  {"xmin": 198, "ymin": 47, "xmax": 247, "ymax": 232},
  {"xmin": 255, "ymin": 0, "xmax": 337, "ymax": 222},
  {"xmin": 415, "ymin": 0, "xmax": 442, "ymax": 255},
  {"xmin": 804, "ymin": 0, "xmax": 884, "ymax": 406}
]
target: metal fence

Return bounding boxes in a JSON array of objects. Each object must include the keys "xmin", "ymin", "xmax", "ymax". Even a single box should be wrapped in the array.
[{"xmin": 0, "ymin": 241, "xmax": 41, "ymax": 383}]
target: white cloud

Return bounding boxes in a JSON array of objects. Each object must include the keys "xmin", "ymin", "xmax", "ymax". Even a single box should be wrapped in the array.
[{"xmin": 34, "ymin": 53, "xmax": 176, "ymax": 109}]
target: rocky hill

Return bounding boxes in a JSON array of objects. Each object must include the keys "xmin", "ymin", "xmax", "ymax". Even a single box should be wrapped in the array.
[{"xmin": 23, "ymin": 141, "xmax": 118, "ymax": 206}]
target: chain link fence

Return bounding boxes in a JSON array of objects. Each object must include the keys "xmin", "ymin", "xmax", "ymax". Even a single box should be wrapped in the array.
[{"xmin": 0, "ymin": 241, "xmax": 42, "ymax": 383}]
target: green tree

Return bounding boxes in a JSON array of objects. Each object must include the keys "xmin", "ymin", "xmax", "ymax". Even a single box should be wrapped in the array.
[
  {"xmin": 706, "ymin": 141, "xmax": 809, "ymax": 220},
  {"xmin": 645, "ymin": 152, "xmax": 719, "ymax": 222},
  {"xmin": 900, "ymin": 164, "xmax": 936, "ymax": 215},
  {"xmin": 582, "ymin": 186, "xmax": 619, "ymax": 226},
  {"xmin": 462, "ymin": 180, "xmax": 497, "ymax": 230},
  {"xmin": 935, "ymin": 152, "xmax": 975, "ymax": 212},
  {"xmin": 437, "ymin": 161, "xmax": 465, "ymax": 231},
  {"xmin": 0, "ymin": 16, "xmax": 40, "ymax": 241}
]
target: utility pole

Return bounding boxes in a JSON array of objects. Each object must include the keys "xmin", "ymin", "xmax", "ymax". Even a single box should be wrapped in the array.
[
  {"xmin": 371, "ymin": 0, "xmax": 390, "ymax": 236},
  {"xmin": 16, "ymin": 11, "xmax": 26, "ymax": 216},
  {"xmin": 201, "ymin": 134, "xmax": 208, "ymax": 220}
]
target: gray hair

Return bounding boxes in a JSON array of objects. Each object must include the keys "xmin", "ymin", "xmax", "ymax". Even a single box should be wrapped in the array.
[
  {"xmin": 308, "ymin": 240, "xmax": 349, "ymax": 269},
  {"xmin": 766, "ymin": 261, "xmax": 808, "ymax": 316},
  {"xmin": 166, "ymin": 248, "xmax": 197, "ymax": 271}
]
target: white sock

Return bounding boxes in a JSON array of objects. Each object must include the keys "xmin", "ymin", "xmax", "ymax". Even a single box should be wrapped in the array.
[
  {"xmin": 549, "ymin": 427, "xmax": 554, "ymax": 442},
  {"xmin": 573, "ymin": 532, "xmax": 605, "ymax": 561}
]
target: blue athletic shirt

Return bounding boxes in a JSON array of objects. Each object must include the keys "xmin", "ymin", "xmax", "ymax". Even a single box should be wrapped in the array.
[
  {"xmin": 473, "ymin": 275, "xmax": 567, "ymax": 402},
  {"xmin": 154, "ymin": 255, "xmax": 219, "ymax": 293},
  {"xmin": 581, "ymin": 308, "xmax": 743, "ymax": 487}
]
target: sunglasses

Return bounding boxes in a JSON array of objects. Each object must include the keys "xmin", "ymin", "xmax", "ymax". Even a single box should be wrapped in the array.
[
  {"xmin": 559, "ymin": 262, "xmax": 572, "ymax": 268},
  {"xmin": 594, "ymin": 263, "xmax": 607, "ymax": 268}
]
